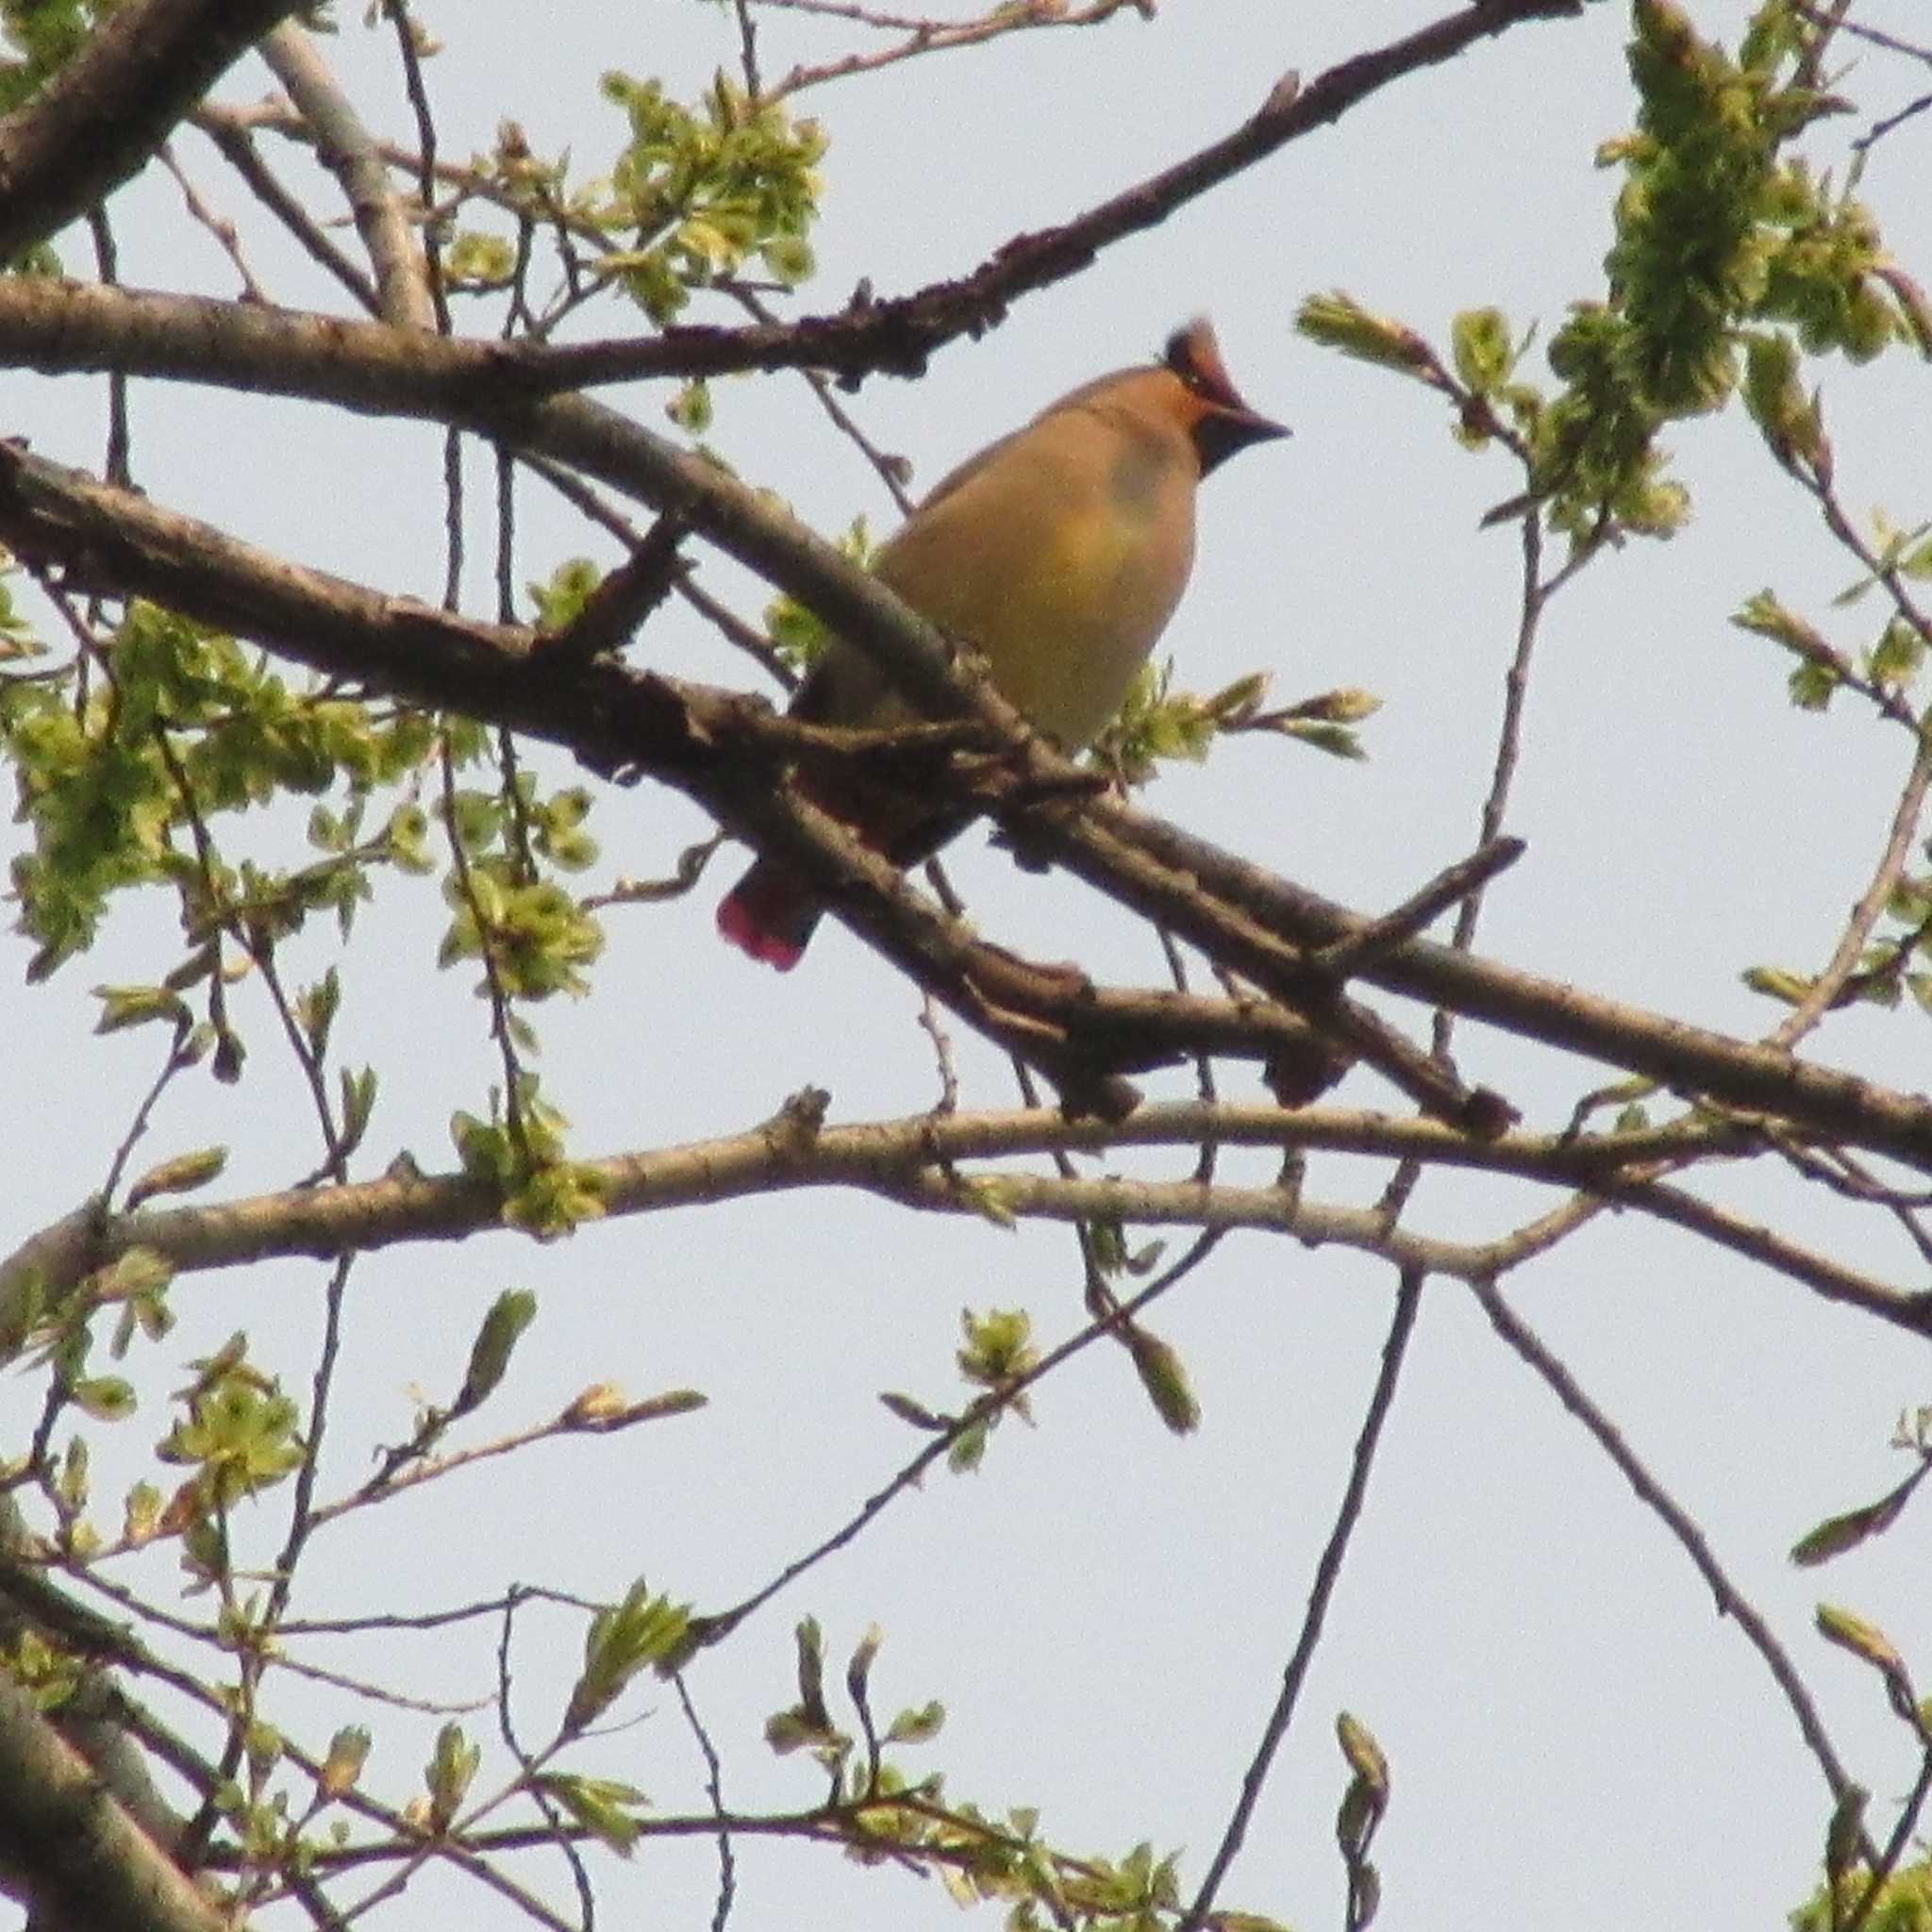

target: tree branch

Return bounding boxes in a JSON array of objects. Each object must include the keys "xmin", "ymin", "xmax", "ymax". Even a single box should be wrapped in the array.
[
  {"xmin": 488, "ymin": 0, "xmax": 1594, "ymax": 391},
  {"xmin": 0, "ymin": 0, "xmax": 306, "ymax": 262},
  {"xmin": 0, "ymin": 1675, "xmax": 226, "ymax": 1932},
  {"xmin": 258, "ymin": 22, "xmax": 435, "ymax": 330},
  {"xmin": 1, "ymin": 413, "xmax": 1930, "ymax": 1168},
  {"xmin": 4, "ymin": 1103, "xmax": 1924, "ymax": 1343}
]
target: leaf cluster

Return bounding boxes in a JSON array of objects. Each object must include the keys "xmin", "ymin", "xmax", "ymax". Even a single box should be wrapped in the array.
[
  {"xmin": 1301, "ymin": 2, "xmax": 1930, "ymax": 544},
  {"xmin": 591, "ymin": 71, "xmax": 824, "ymax": 321},
  {"xmin": 2, "ymin": 601, "xmax": 432, "ymax": 976}
]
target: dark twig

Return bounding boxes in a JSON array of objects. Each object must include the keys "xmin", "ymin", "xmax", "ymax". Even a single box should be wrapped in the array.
[
  {"xmin": 1466, "ymin": 1272, "xmax": 1876, "ymax": 1857},
  {"xmin": 1179, "ymin": 1267, "xmax": 1425, "ymax": 1932},
  {"xmin": 1311, "ymin": 837, "xmax": 1525, "ymax": 979},
  {"xmin": 197, "ymin": 111, "xmax": 382, "ymax": 312},
  {"xmin": 541, "ymin": 515, "xmax": 690, "ymax": 665},
  {"xmin": 674, "ymin": 1672, "xmax": 738, "ymax": 1932}
]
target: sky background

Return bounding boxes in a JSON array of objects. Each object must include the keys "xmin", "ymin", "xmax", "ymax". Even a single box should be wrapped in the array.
[{"xmin": 7, "ymin": 2, "xmax": 1932, "ymax": 1928}]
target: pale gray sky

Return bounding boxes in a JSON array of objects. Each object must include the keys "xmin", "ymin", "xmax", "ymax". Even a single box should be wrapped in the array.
[{"xmin": 7, "ymin": 3, "xmax": 1932, "ymax": 1928}]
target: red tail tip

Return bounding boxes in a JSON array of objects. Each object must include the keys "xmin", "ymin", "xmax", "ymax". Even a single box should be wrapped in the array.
[{"xmin": 717, "ymin": 891, "xmax": 807, "ymax": 971}]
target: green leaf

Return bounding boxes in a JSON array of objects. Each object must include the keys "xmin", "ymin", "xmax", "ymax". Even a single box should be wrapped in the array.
[
  {"xmin": 125, "ymin": 1146, "xmax": 227, "ymax": 1210},
  {"xmin": 453, "ymin": 1289, "xmax": 538, "ymax": 1415},
  {"xmin": 1297, "ymin": 291, "xmax": 1440, "ymax": 379},
  {"xmin": 953, "ymin": 1174, "xmax": 1019, "ymax": 1228},
  {"xmin": 1742, "ymin": 963, "xmax": 1811, "ymax": 1005},
  {"xmin": 956, "ymin": 1307, "xmax": 1037, "ymax": 1389},
  {"xmin": 1815, "ymin": 1603, "xmax": 1908, "ymax": 1681},
  {"xmin": 90, "ymin": 1247, "xmax": 175, "ymax": 1305},
  {"xmin": 1451, "ymin": 307, "xmax": 1515, "ymax": 393},
  {"xmin": 884, "ymin": 1700, "xmax": 944, "ymax": 1746},
  {"xmin": 1792, "ymin": 1472, "xmax": 1924, "ymax": 1567},
  {"xmin": 320, "ymin": 1725, "xmax": 372, "ymax": 1797},
  {"xmin": 845, "ymin": 1624, "xmax": 882, "ymax": 1708},
  {"xmin": 69, "ymin": 1375, "xmax": 136, "ymax": 1421},
  {"xmin": 425, "ymin": 1724, "xmax": 481, "ymax": 1832},
  {"xmin": 878, "ymin": 1391, "xmax": 946, "ymax": 1432},
  {"xmin": 565, "ymin": 1580, "xmax": 695, "ymax": 1732},
  {"xmin": 532, "ymin": 1773, "xmax": 648, "ymax": 1854},
  {"xmin": 339, "ymin": 1066, "xmax": 378, "ymax": 1157},
  {"xmin": 92, "ymin": 984, "xmax": 191, "ymax": 1035},
  {"xmin": 1124, "ymin": 1326, "xmax": 1199, "ymax": 1436}
]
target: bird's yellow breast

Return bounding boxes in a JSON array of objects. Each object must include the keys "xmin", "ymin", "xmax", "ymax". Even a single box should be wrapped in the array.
[{"xmin": 869, "ymin": 396, "xmax": 1200, "ymax": 748}]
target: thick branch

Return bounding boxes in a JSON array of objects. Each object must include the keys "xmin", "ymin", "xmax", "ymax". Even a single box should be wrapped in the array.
[
  {"xmin": 508, "ymin": 0, "xmax": 1591, "ymax": 390},
  {"xmin": 0, "ymin": 1676, "xmax": 223, "ymax": 1932},
  {"xmin": 5, "ymin": 1104, "xmax": 1924, "ymax": 1341},
  {"xmin": 258, "ymin": 23, "xmax": 434, "ymax": 330},
  {"xmin": 1081, "ymin": 808, "xmax": 1932, "ymax": 1174},
  {"xmin": 0, "ymin": 0, "xmax": 304, "ymax": 262},
  {"xmin": 0, "ymin": 411, "xmax": 1928, "ymax": 1170},
  {"xmin": 0, "ymin": 436, "xmax": 1488, "ymax": 1124}
]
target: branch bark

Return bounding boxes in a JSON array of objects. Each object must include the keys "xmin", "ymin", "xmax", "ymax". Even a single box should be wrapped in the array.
[
  {"xmin": 0, "ymin": 1676, "xmax": 225, "ymax": 1932},
  {"xmin": 0, "ymin": 345, "xmax": 1928, "ymax": 1165},
  {"xmin": 5, "ymin": 1103, "xmax": 1925, "ymax": 1343},
  {"xmin": 0, "ymin": 0, "xmax": 305, "ymax": 262}
]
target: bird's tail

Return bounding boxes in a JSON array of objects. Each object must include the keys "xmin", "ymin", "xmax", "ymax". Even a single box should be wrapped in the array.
[{"xmin": 716, "ymin": 858, "xmax": 821, "ymax": 971}]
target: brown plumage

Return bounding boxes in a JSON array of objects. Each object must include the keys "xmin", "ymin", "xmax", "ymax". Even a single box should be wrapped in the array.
[{"xmin": 718, "ymin": 318, "xmax": 1287, "ymax": 968}]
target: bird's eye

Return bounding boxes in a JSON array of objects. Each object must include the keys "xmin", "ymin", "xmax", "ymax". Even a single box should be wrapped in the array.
[{"xmin": 1163, "ymin": 335, "xmax": 1202, "ymax": 388}]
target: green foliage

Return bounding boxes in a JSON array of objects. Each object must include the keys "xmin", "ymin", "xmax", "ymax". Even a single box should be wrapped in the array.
[
  {"xmin": 1792, "ymin": 1856, "xmax": 1932, "ymax": 1932},
  {"xmin": 0, "ymin": 0, "xmax": 104, "ymax": 112},
  {"xmin": 319, "ymin": 1725, "xmax": 372, "ymax": 1799},
  {"xmin": 452, "ymin": 1287, "xmax": 539, "ymax": 1416},
  {"xmin": 438, "ymin": 869, "xmax": 603, "ymax": 998},
  {"xmin": 1299, "ymin": 2, "xmax": 1924, "ymax": 546},
  {"xmin": 526, "ymin": 557, "xmax": 604, "ymax": 632},
  {"xmin": 590, "ymin": 71, "xmax": 824, "ymax": 321},
  {"xmin": 450, "ymin": 1074, "xmax": 611, "ymax": 1236},
  {"xmin": 1790, "ymin": 1458, "xmax": 1928, "ymax": 1567},
  {"xmin": 530, "ymin": 1772, "xmax": 649, "ymax": 1855},
  {"xmin": 1095, "ymin": 662, "xmax": 1375, "ymax": 785},
  {"xmin": 0, "ymin": 602, "xmax": 432, "ymax": 975},
  {"xmin": 156, "ymin": 1357, "xmax": 306, "ymax": 1517},
  {"xmin": 955, "ymin": 1306, "xmax": 1037, "ymax": 1391},
  {"xmin": 564, "ymin": 1578, "xmax": 694, "ymax": 1733},
  {"xmin": 945, "ymin": 1306, "xmax": 1039, "ymax": 1472},
  {"xmin": 1, "ymin": 598, "xmax": 621, "ymax": 1206},
  {"xmin": 1295, "ymin": 291, "xmax": 1439, "ymax": 380},
  {"xmin": 666, "ymin": 377, "xmax": 713, "ymax": 435},
  {"xmin": 424, "ymin": 1723, "xmax": 482, "ymax": 1833},
  {"xmin": 0, "ymin": 1626, "xmax": 87, "ymax": 1710},
  {"xmin": 0, "ymin": 562, "xmax": 39, "ymax": 652},
  {"xmin": 1121, "ymin": 1324, "xmax": 1198, "ymax": 1437},
  {"xmin": 124, "ymin": 1145, "xmax": 227, "ymax": 1209},
  {"xmin": 442, "ymin": 228, "xmax": 515, "ymax": 291},
  {"xmin": 763, "ymin": 515, "xmax": 874, "ymax": 671}
]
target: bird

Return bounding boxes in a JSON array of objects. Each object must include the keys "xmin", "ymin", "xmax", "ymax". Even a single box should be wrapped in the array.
[{"xmin": 716, "ymin": 317, "xmax": 1288, "ymax": 969}]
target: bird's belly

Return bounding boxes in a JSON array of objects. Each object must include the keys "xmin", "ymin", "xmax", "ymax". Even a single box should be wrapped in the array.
[{"xmin": 898, "ymin": 501, "xmax": 1191, "ymax": 748}]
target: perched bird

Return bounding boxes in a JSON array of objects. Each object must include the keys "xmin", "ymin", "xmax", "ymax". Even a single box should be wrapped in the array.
[{"xmin": 717, "ymin": 317, "xmax": 1287, "ymax": 969}]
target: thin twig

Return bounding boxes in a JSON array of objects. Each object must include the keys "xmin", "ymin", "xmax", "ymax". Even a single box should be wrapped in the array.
[
  {"xmin": 1179, "ymin": 1267, "xmax": 1425, "ymax": 1931},
  {"xmin": 1466, "ymin": 1272, "xmax": 1875, "ymax": 1856}
]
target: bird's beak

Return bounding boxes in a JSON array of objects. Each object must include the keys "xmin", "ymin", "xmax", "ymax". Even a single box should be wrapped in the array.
[
  {"xmin": 1194, "ymin": 400, "xmax": 1290, "ymax": 476},
  {"xmin": 1164, "ymin": 319, "xmax": 1290, "ymax": 475}
]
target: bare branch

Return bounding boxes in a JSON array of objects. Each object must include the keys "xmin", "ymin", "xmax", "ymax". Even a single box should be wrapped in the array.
[
  {"xmin": 0, "ymin": 0, "xmax": 306, "ymax": 262},
  {"xmin": 0, "ymin": 1675, "xmax": 227, "ymax": 1932},
  {"xmin": 258, "ymin": 23, "xmax": 435, "ymax": 329},
  {"xmin": 1181, "ymin": 1268, "xmax": 1424, "ymax": 1932},
  {"xmin": 1468, "ymin": 1274, "xmax": 1875, "ymax": 1853}
]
